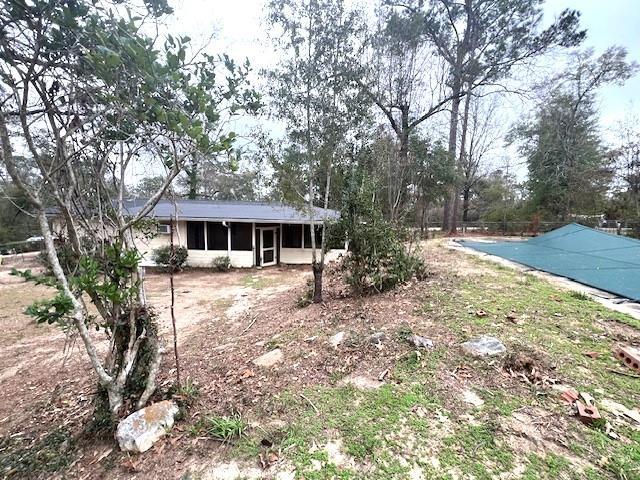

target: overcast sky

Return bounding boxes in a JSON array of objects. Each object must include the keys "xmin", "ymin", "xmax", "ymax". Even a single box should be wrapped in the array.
[{"xmin": 142, "ymin": 0, "xmax": 639, "ymax": 182}]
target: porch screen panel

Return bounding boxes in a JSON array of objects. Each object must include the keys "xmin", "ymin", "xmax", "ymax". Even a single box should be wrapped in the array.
[
  {"xmin": 263, "ymin": 230, "xmax": 274, "ymax": 248},
  {"xmin": 303, "ymin": 224, "xmax": 323, "ymax": 248},
  {"xmin": 282, "ymin": 224, "xmax": 302, "ymax": 248},
  {"xmin": 207, "ymin": 222, "xmax": 228, "ymax": 250},
  {"xmin": 231, "ymin": 223, "xmax": 252, "ymax": 251},
  {"xmin": 187, "ymin": 221, "xmax": 205, "ymax": 250}
]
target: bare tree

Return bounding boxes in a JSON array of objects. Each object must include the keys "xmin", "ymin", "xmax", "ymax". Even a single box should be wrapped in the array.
[
  {"xmin": 459, "ymin": 91, "xmax": 503, "ymax": 222},
  {"xmin": 392, "ymin": 0, "xmax": 585, "ymax": 231},
  {"xmin": 358, "ymin": 7, "xmax": 458, "ymax": 221},
  {"xmin": 612, "ymin": 113, "xmax": 640, "ymax": 217}
]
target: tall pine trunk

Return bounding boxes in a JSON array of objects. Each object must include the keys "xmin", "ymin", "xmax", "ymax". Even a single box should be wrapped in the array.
[{"xmin": 443, "ymin": 91, "xmax": 461, "ymax": 232}]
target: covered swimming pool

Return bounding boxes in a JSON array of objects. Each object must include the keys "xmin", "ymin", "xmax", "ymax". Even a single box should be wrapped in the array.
[{"xmin": 462, "ymin": 223, "xmax": 640, "ymax": 301}]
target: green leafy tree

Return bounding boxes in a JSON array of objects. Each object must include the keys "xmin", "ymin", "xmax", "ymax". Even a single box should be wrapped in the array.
[
  {"xmin": 513, "ymin": 48, "xmax": 636, "ymax": 220},
  {"xmin": 411, "ymin": 138, "xmax": 456, "ymax": 234},
  {"xmin": 267, "ymin": 0, "xmax": 367, "ymax": 302},
  {"xmin": 132, "ymin": 176, "xmax": 175, "ymax": 199},
  {"xmin": 476, "ymin": 167, "xmax": 523, "ymax": 229},
  {"xmin": 0, "ymin": 0, "xmax": 258, "ymax": 416}
]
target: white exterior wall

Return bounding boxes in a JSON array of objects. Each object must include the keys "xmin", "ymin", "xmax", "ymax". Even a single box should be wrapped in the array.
[
  {"xmin": 185, "ymin": 249, "xmax": 254, "ymax": 268},
  {"xmin": 280, "ymin": 247, "xmax": 345, "ymax": 265}
]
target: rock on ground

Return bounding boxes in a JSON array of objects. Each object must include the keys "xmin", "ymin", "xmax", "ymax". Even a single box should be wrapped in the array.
[
  {"xmin": 329, "ymin": 331, "xmax": 346, "ymax": 348},
  {"xmin": 116, "ymin": 400, "xmax": 179, "ymax": 453},
  {"xmin": 252, "ymin": 348, "xmax": 284, "ymax": 368},
  {"xmin": 461, "ymin": 335, "xmax": 506, "ymax": 357},
  {"xmin": 408, "ymin": 335, "xmax": 434, "ymax": 349},
  {"xmin": 368, "ymin": 332, "xmax": 386, "ymax": 344},
  {"xmin": 462, "ymin": 389, "xmax": 485, "ymax": 407}
]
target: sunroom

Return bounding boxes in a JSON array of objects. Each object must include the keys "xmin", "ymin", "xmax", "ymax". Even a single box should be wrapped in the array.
[{"xmin": 129, "ymin": 199, "xmax": 345, "ymax": 268}]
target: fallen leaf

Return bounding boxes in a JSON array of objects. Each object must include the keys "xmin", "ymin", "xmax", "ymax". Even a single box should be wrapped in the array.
[{"xmin": 89, "ymin": 448, "xmax": 112, "ymax": 465}]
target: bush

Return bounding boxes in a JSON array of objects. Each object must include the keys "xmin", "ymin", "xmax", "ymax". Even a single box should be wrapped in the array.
[
  {"xmin": 296, "ymin": 278, "xmax": 314, "ymax": 308},
  {"xmin": 211, "ymin": 256, "xmax": 231, "ymax": 272},
  {"xmin": 152, "ymin": 245, "xmax": 188, "ymax": 272},
  {"xmin": 342, "ymin": 232, "xmax": 426, "ymax": 294},
  {"xmin": 338, "ymin": 171, "xmax": 426, "ymax": 294}
]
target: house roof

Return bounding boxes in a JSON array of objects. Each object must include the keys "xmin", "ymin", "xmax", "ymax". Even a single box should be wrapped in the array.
[{"xmin": 123, "ymin": 198, "xmax": 340, "ymax": 224}]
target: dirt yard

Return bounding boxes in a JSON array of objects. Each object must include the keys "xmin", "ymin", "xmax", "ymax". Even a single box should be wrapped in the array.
[{"xmin": 1, "ymin": 241, "xmax": 639, "ymax": 479}]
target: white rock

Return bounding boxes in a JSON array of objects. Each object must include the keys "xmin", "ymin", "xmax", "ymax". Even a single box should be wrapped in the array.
[
  {"xmin": 462, "ymin": 389, "xmax": 485, "ymax": 407},
  {"xmin": 461, "ymin": 335, "xmax": 506, "ymax": 356},
  {"xmin": 252, "ymin": 348, "xmax": 283, "ymax": 367},
  {"xmin": 339, "ymin": 374, "xmax": 384, "ymax": 390},
  {"xmin": 329, "ymin": 331, "xmax": 346, "ymax": 348},
  {"xmin": 116, "ymin": 400, "xmax": 179, "ymax": 453},
  {"xmin": 408, "ymin": 335, "xmax": 434, "ymax": 349}
]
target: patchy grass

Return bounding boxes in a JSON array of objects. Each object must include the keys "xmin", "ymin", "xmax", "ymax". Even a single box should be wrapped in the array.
[
  {"xmin": 241, "ymin": 274, "xmax": 279, "ymax": 289},
  {"xmin": 189, "ymin": 414, "xmax": 247, "ymax": 442},
  {"xmin": 0, "ymin": 427, "xmax": 74, "ymax": 477},
  {"xmin": 230, "ymin": 248, "xmax": 640, "ymax": 479},
  {"xmin": 237, "ymin": 383, "xmax": 445, "ymax": 479},
  {"xmin": 5, "ymin": 244, "xmax": 639, "ymax": 479}
]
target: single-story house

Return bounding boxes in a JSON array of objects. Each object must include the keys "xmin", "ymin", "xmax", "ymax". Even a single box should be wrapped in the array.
[{"xmin": 127, "ymin": 199, "xmax": 345, "ymax": 268}]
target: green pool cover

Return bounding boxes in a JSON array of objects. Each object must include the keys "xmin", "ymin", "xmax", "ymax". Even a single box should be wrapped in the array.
[{"xmin": 462, "ymin": 223, "xmax": 640, "ymax": 301}]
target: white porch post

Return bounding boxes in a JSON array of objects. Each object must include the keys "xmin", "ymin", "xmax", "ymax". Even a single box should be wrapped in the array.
[
  {"xmin": 279, "ymin": 223, "xmax": 283, "ymax": 264},
  {"xmin": 251, "ymin": 222, "xmax": 256, "ymax": 266},
  {"xmin": 227, "ymin": 221, "xmax": 231, "ymax": 257},
  {"xmin": 203, "ymin": 221, "xmax": 208, "ymax": 250}
]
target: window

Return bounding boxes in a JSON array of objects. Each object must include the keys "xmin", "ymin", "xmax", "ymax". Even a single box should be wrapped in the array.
[
  {"xmin": 157, "ymin": 223, "xmax": 171, "ymax": 234},
  {"xmin": 231, "ymin": 223, "xmax": 252, "ymax": 251},
  {"xmin": 282, "ymin": 224, "xmax": 302, "ymax": 248},
  {"xmin": 303, "ymin": 224, "xmax": 323, "ymax": 249},
  {"xmin": 186, "ymin": 221, "xmax": 205, "ymax": 250},
  {"xmin": 207, "ymin": 222, "xmax": 228, "ymax": 250}
]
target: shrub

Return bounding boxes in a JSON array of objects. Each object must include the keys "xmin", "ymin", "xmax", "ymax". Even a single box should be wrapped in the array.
[
  {"xmin": 211, "ymin": 255, "xmax": 231, "ymax": 272},
  {"xmin": 152, "ymin": 245, "xmax": 188, "ymax": 272},
  {"xmin": 296, "ymin": 278, "xmax": 314, "ymax": 308},
  {"xmin": 338, "ymin": 171, "xmax": 426, "ymax": 294}
]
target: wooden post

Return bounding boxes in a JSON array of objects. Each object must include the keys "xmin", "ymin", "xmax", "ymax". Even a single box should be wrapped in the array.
[{"xmin": 169, "ymin": 214, "xmax": 181, "ymax": 387}]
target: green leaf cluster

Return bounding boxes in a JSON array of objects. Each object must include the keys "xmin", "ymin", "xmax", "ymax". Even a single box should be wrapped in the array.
[{"xmin": 337, "ymin": 170, "xmax": 426, "ymax": 294}]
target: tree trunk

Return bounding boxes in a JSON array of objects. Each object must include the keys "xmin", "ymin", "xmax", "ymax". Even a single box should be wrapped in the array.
[
  {"xmin": 392, "ymin": 110, "xmax": 410, "ymax": 223},
  {"xmin": 450, "ymin": 88, "xmax": 472, "ymax": 233},
  {"xmin": 187, "ymin": 155, "xmax": 199, "ymax": 199},
  {"xmin": 462, "ymin": 188, "xmax": 471, "ymax": 222},
  {"xmin": 443, "ymin": 75, "xmax": 462, "ymax": 232},
  {"xmin": 312, "ymin": 262, "xmax": 323, "ymax": 303}
]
